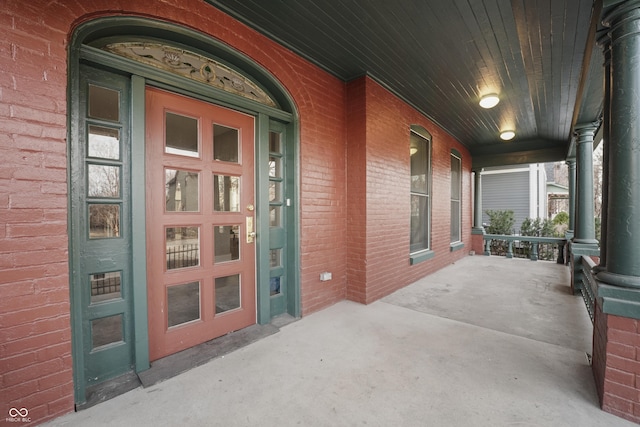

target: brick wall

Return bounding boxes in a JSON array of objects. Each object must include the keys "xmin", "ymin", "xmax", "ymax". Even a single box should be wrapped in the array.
[
  {"xmin": 1, "ymin": 0, "xmax": 347, "ymax": 423},
  {"xmin": 1, "ymin": 2, "xmax": 74, "ymax": 424},
  {"xmin": 345, "ymin": 77, "xmax": 471, "ymax": 304},
  {"xmin": 593, "ymin": 302, "xmax": 640, "ymax": 424}
]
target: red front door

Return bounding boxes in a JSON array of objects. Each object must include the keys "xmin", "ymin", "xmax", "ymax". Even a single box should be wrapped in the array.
[{"xmin": 146, "ymin": 88, "xmax": 256, "ymax": 361}]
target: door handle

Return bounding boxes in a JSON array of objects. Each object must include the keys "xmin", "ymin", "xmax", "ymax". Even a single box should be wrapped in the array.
[{"xmin": 246, "ymin": 216, "xmax": 255, "ymax": 243}]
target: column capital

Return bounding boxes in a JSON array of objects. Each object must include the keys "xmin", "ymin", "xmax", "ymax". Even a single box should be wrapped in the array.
[
  {"xmin": 603, "ymin": 0, "xmax": 640, "ymax": 28},
  {"xmin": 573, "ymin": 121, "xmax": 601, "ymax": 140}
]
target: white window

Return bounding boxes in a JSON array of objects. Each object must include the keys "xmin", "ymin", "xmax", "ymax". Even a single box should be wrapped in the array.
[
  {"xmin": 450, "ymin": 151, "xmax": 462, "ymax": 243},
  {"xmin": 410, "ymin": 126, "xmax": 431, "ymax": 253}
]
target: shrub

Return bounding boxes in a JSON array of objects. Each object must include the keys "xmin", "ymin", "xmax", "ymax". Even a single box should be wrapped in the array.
[
  {"xmin": 485, "ymin": 209, "xmax": 514, "ymax": 256},
  {"xmin": 553, "ymin": 211, "xmax": 569, "ymax": 225},
  {"xmin": 485, "ymin": 209, "xmax": 515, "ymax": 235}
]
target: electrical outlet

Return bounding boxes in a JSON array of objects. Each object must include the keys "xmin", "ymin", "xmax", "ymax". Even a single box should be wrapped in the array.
[{"xmin": 319, "ymin": 272, "xmax": 332, "ymax": 281}]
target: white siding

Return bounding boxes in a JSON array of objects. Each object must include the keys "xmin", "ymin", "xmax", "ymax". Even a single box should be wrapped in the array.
[{"xmin": 482, "ymin": 171, "xmax": 530, "ymax": 231}]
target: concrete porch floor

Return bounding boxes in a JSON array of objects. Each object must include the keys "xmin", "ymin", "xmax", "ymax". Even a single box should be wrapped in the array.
[{"xmin": 47, "ymin": 256, "xmax": 634, "ymax": 426}]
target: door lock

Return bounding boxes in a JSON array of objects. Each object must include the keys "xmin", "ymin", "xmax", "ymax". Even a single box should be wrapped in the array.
[{"xmin": 246, "ymin": 216, "xmax": 255, "ymax": 243}]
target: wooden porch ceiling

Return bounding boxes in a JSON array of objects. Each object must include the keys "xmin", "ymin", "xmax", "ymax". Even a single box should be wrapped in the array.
[{"xmin": 207, "ymin": 0, "xmax": 606, "ymax": 168}]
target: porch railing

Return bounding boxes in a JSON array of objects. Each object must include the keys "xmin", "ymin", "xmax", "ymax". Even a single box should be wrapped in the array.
[
  {"xmin": 483, "ymin": 234, "xmax": 567, "ymax": 263},
  {"xmin": 580, "ymin": 256, "xmax": 598, "ymax": 323}
]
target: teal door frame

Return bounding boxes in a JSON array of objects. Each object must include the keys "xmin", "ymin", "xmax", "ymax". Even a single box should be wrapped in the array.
[{"xmin": 69, "ymin": 17, "xmax": 300, "ymax": 404}]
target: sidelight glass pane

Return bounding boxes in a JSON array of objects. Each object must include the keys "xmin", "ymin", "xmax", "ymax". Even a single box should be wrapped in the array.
[
  {"xmin": 215, "ymin": 274, "xmax": 240, "ymax": 314},
  {"xmin": 165, "ymin": 169, "xmax": 199, "ymax": 212},
  {"xmin": 167, "ymin": 281, "xmax": 200, "ymax": 327},
  {"xmin": 165, "ymin": 112, "xmax": 199, "ymax": 157},
  {"xmin": 269, "ymin": 131, "xmax": 281, "ymax": 154},
  {"xmin": 269, "ymin": 181, "xmax": 281, "ymax": 202},
  {"xmin": 90, "ymin": 271, "xmax": 121, "ymax": 303},
  {"xmin": 269, "ymin": 156, "xmax": 281, "ymax": 178},
  {"xmin": 213, "ymin": 124, "xmax": 239, "ymax": 163},
  {"xmin": 88, "ymin": 126, "xmax": 120, "ymax": 160},
  {"xmin": 270, "ymin": 249, "xmax": 281, "ymax": 268},
  {"xmin": 166, "ymin": 227, "xmax": 200, "ymax": 270},
  {"xmin": 91, "ymin": 314, "xmax": 123, "ymax": 349},
  {"xmin": 89, "ymin": 204, "xmax": 120, "ymax": 239},
  {"xmin": 214, "ymin": 225, "xmax": 240, "ymax": 263},
  {"xmin": 88, "ymin": 85, "xmax": 119, "ymax": 122},
  {"xmin": 270, "ymin": 276, "xmax": 281, "ymax": 296},
  {"xmin": 213, "ymin": 175, "xmax": 240, "ymax": 212},
  {"xmin": 88, "ymin": 164, "xmax": 120, "ymax": 198},
  {"xmin": 269, "ymin": 206, "xmax": 281, "ymax": 227}
]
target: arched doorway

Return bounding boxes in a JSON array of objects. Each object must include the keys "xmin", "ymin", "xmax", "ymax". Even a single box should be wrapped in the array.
[{"xmin": 68, "ymin": 17, "xmax": 300, "ymax": 404}]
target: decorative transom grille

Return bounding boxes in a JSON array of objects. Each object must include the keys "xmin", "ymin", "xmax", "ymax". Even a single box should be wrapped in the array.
[{"xmin": 103, "ymin": 42, "xmax": 277, "ymax": 107}]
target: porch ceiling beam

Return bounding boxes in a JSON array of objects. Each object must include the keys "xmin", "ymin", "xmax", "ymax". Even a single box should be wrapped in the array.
[{"xmin": 471, "ymin": 138, "xmax": 567, "ymax": 168}]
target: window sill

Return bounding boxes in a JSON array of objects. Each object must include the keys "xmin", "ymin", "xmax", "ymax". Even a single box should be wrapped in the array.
[
  {"xmin": 450, "ymin": 242, "xmax": 464, "ymax": 252},
  {"xmin": 410, "ymin": 249, "xmax": 435, "ymax": 265}
]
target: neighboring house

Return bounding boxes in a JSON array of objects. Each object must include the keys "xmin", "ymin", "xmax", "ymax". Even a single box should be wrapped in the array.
[
  {"xmin": 545, "ymin": 162, "xmax": 570, "ymax": 218},
  {"xmin": 481, "ymin": 164, "xmax": 548, "ymax": 231}
]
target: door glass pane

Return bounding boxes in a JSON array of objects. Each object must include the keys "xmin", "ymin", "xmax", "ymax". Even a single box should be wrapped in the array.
[
  {"xmin": 90, "ymin": 271, "xmax": 121, "ymax": 303},
  {"xmin": 269, "ymin": 156, "xmax": 281, "ymax": 178},
  {"xmin": 213, "ymin": 175, "xmax": 240, "ymax": 212},
  {"xmin": 215, "ymin": 274, "xmax": 240, "ymax": 314},
  {"xmin": 167, "ymin": 281, "xmax": 200, "ymax": 327},
  {"xmin": 214, "ymin": 225, "xmax": 240, "ymax": 263},
  {"xmin": 88, "ymin": 85, "xmax": 119, "ymax": 122},
  {"xmin": 165, "ymin": 169, "xmax": 199, "ymax": 212},
  {"xmin": 270, "ymin": 249, "xmax": 281, "ymax": 268},
  {"xmin": 166, "ymin": 227, "xmax": 200, "ymax": 270},
  {"xmin": 270, "ymin": 276, "xmax": 281, "ymax": 296},
  {"xmin": 269, "ymin": 131, "xmax": 281, "ymax": 154},
  {"xmin": 269, "ymin": 206, "xmax": 280, "ymax": 227},
  {"xmin": 88, "ymin": 126, "xmax": 120, "ymax": 160},
  {"xmin": 88, "ymin": 164, "xmax": 120, "ymax": 198},
  {"xmin": 89, "ymin": 204, "xmax": 120, "ymax": 239},
  {"xmin": 165, "ymin": 112, "xmax": 199, "ymax": 157},
  {"xmin": 213, "ymin": 124, "xmax": 239, "ymax": 163},
  {"xmin": 91, "ymin": 314, "xmax": 123, "ymax": 349},
  {"xmin": 269, "ymin": 181, "xmax": 281, "ymax": 202}
]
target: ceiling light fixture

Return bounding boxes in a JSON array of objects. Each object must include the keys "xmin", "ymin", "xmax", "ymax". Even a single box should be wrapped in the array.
[
  {"xmin": 479, "ymin": 94, "xmax": 500, "ymax": 109},
  {"xmin": 500, "ymin": 130, "xmax": 515, "ymax": 141}
]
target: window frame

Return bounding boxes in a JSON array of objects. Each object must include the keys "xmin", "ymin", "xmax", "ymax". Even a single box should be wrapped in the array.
[
  {"xmin": 450, "ymin": 150, "xmax": 462, "ymax": 246},
  {"xmin": 409, "ymin": 126, "xmax": 433, "ymax": 260}
]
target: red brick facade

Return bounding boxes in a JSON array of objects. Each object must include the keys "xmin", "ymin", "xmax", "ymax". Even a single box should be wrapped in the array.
[
  {"xmin": 593, "ymin": 303, "xmax": 640, "ymax": 424},
  {"xmin": 346, "ymin": 77, "xmax": 471, "ymax": 304},
  {"xmin": 0, "ymin": 1, "xmax": 472, "ymax": 424}
]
